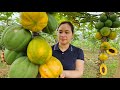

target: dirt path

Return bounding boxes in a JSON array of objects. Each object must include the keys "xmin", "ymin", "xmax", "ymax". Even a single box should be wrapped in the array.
[{"xmin": 0, "ymin": 68, "xmax": 9, "ymax": 78}]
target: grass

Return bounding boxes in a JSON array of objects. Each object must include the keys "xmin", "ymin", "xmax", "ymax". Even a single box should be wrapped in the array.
[
  {"xmin": 82, "ymin": 48, "xmax": 119, "ymax": 78},
  {"xmin": 102, "ymin": 58, "xmax": 119, "ymax": 78}
]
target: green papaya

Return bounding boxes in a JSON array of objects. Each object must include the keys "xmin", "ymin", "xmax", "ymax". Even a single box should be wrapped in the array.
[
  {"xmin": 100, "ymin": 27, "xmax": 111, "ymax": 36},
  {"xmin": 4, "ymin": 48, "xmax": 25, "ymax": 65},
  {"xmin": 43, "ymin": 13, "xmax": 58, "ymax": 34},
  {"xmin": 8, "ymin": 56, "xmax": 39, "ymax": 78},
  {"xmin": 109, "ymin": 14, "xmax": 117, "ymax": 22},
  {"xmin": 100, "ymin": 14, "xmax": 107, "ymax": 22},
  {"xmin": 105, "ymin": 19, "xmax": 112, "ymax": 27},
  {"xmin": 95, "ymin": 21, "xmax": 104, "ymax": 29}
]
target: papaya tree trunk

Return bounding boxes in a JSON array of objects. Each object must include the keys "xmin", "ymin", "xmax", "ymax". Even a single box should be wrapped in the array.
[{"xmin": 96, "ymin": 36, "xmax": 107, "ymax": 78}]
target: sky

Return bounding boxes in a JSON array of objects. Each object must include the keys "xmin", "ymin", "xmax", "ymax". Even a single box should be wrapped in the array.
[
  {"xmin": 12, "ymin": 12, "xmax": 103, "ymax": 18},
  {"xmin": 87, "ymin": 12, "xmax": 103, "ymax": 15},
  {"xmin": 11, "ymin": 13, "xmax": 20, "ymax": 19}
]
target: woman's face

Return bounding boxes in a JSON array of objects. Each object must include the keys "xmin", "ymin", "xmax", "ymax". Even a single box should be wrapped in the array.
[{"xmin": 57, "ymin": 23, "xmax": 73, "ymax": 45}]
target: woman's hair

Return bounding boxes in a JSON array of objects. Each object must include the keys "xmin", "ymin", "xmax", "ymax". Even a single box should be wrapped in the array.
[{"xmin": 57, "ymin": 21, "xmax": 74, "ymax": 34}]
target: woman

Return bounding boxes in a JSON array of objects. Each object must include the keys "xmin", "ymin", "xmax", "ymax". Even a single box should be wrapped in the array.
[{"xmin": 52, "ymin": 21, "xmax": 84, "ymax": 78}]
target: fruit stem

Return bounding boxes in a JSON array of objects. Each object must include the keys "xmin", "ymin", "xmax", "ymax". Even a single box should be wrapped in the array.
[{"xmin": 32, "ymin": 32, "xmax": 39, "ymax": 38}]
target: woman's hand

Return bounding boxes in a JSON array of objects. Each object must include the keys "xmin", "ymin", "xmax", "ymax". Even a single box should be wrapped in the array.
[{"xmin": 59, "ymin": 72, "xmax": 66, "ymax": 78}]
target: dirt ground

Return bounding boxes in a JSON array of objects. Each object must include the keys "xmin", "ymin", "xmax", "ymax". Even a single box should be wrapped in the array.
[{"xmin": 0, "ymin": 50, "xmax": 120, "ymax": 78}]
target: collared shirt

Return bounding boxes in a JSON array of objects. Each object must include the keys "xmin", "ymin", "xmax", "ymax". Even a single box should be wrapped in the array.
[{"xmin": 52, "ymin": 43, "xmax": 84, "ymax": 70}]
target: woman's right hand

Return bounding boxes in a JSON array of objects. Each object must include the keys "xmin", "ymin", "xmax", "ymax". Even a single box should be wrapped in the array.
[{"xmin": 59, "ymin": 72, "xmax": 65, "ymax": 78}]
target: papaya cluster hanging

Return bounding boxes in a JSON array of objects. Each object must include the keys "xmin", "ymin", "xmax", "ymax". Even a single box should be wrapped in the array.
[
  {"xmin": 95, "ymin": 12, "xmax": 119, "ymax": 77},
  {"xmin": 1, "ymin": 12, "xmax": 63, "ymax": 78}
]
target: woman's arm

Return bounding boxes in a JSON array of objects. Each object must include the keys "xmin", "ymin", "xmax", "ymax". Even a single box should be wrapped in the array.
[{"xmin": 60, "ymin": 59, "xmax": 84, "ymax": 78}]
